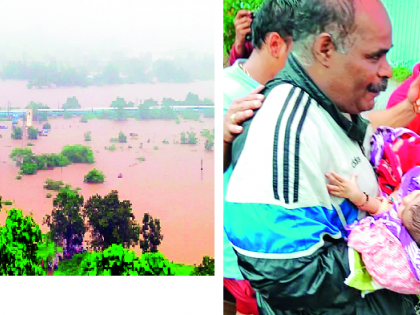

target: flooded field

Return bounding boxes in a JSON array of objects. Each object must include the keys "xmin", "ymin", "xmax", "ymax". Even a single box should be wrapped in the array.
[
  {"xmin": 0, "ymin": 81, "xmax": 214, "ymax": 265},
  {"xmin": 0, "ymin": 80, "xmax": 214, "ymax": 108}
]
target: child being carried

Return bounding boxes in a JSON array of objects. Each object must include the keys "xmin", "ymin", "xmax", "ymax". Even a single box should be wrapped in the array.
[{"xmin": 326, "ymin": 126, "xmax": 420, "ymax": 294}]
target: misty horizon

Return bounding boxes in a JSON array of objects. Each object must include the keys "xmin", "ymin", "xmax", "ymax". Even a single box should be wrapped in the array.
[{"xmin": 0, "ymin": 0, "xmax": 214, "ymax": 62}]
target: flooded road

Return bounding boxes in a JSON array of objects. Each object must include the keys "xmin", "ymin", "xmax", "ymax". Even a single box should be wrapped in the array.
[{"xmin": 0, "ymin": 81, "xmax": 214, "ymax": 265}]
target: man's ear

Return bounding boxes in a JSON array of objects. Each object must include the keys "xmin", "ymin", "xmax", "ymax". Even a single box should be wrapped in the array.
[
  {"xmin": 267, "ymin": 32, "xmax": 288, "ymax": 58},
  {"xmin": 312, "ymin": 33, "xmax": 336, "ymax": 67}
]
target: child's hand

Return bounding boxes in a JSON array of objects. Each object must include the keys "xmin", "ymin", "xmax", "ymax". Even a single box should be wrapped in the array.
[
  {"xmin": 325, "ymin": 171, "xmax": 362, "ymax": 202},
  {"xmin": 375, "ymin": 196, "xmax": 390, "ymax": 215}
]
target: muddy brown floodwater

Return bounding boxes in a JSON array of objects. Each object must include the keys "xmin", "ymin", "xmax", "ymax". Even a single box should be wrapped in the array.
[
  {"xmin": 0, "ymin": 80, "xmax": 214, "ymax": 108},
  {"xmin": 0, "ymin": 80, "xmax": 214, "ymax": 265}
]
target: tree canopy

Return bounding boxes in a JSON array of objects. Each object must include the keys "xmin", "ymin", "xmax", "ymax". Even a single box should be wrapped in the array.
[
  {"xmin": 191, "ymin": 256, "xmax": 215, "ymax": 276},
  {"xmin": 43, "ymin": 190, "xmax": 86, "ymax": 252},
  {"xmin": 62, "ymin": 97, "xmax": 81, "ymax": 109},
  {"xmin": 140, "ymin": 213, "xmax": 163, "ymax": 254},
  {"xmin": 79, "ymin": 244, "xmax": 173, "ymax": 276},
  {"xmin": 0, "ymin": 209, "xmax": 44, "ymax": 275},
  {"xmin": 83, "ymin": 191, "xmax": 140, "ymax": 250},
  {"xmin": 84, "ymin": 169, "xmax": 105, "ymax": 183}
]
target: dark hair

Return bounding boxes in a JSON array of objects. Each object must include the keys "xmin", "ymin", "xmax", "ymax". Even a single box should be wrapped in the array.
[
  {"xmin": 292, "ymin": 0, "xmax": 358, "ymax": 64},
  {"xmin": 252, "ymin": 0, "xmax": 301, "ymax": 49},
  {"xmin": 406, "ymin": 203, "xmax": 420, "ymax": 245}
]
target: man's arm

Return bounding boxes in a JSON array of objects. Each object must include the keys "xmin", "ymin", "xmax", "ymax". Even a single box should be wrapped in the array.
[
  {"xmin": 229, "ymin": 10, "xmax": 254, "ymax": 65},
  {"xmin": 367, "ymin": 74, "xmax": 420, "ymax": 130},
  {"xmin": 223, "ymin": 86, "xmax": 264, "ymax": 171}
]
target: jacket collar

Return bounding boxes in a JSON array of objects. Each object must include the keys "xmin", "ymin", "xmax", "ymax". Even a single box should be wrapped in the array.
[{"xmin": 271, "ymin": 53, "xmax": 368, "ymax": 145}]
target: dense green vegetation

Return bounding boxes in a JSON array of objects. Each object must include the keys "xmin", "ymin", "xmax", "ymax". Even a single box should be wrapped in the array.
[
  {"xmin": 392, "ymin": 64, "xmax": 412, "ymax": 82},
  {"xmin": 61, "ymin": 145, "xmax": 94, "ymax": 163},
  {"xmin": 83, "ymin": 191, "xmax": 139, "ymax": 250},
  {"xmin": 62, "ymin": 96, "xmax": 81, "ymax": 109},
  {"xmin": 118, "ymin": 131, "xmax": 127, "ymax": 143},
  {"xmin": 0, "ymin": 192, "xmax": 213, "ymax": 276},
  {"xmin": 84, "ymin": 169, "xmax": 105, "ymax": 183},
  {"xmin": 140, "ymin": 213, "xmax": 163, "ymax": 253},
  {"xmin": 80, "ymin": 245, "xmax": 173, "ymax": 276},
  {"xmin": 180, "ymin": 109, "xmax": 201, "ymax": 121},
  {"xmin": 223, "ymin": 0, "xmax": 263, "ymax": 58},
  {"xmin": 43, "ymin": 190, "xmax": 86, "ymax": 252},
  {"xmin": 0, "ymin": 208, "xmax": 45, "ymax": 275},
  {"xmin": 202, "ymin": 129, "xmax": 215, "ymax": 151},
  {"xmin": 11, "ymin": 126, "xmax": 22, "ymax": 139},
  {"xmin": 10, "ymin": 145, "xmax": 94, "ymax": 175},
  {"xmin": 111, "ymin": 97, "xmax": 133, "ymax": 120},
  {"xmin": 191, "ymin": 256, "xmax": 215, "ymax": 276},
  {"xmin": 181, "ymin": 132, "xmax": 197, "ymax": 144},
  {"xmin": 44, "ymin": 179, "xmax": 65, "ymax": 191},
  {"xmin": 27, "ymin": 126, "xmax": 38, "ymax": 139}
]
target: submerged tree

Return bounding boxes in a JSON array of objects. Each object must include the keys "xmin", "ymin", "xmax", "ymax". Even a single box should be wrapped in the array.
[
  {"xmin": 84, "ymin": 131, "xmax": 91, "ymax": 141},
  {"xmin": 84, "ymin": 169, "xmax": 105, "ymax": 183},
  {"xmin": 27, "ymin": 126, "xmax": 38, "ymax": 139},
  {"xmin": 118, "ymin": 131, "xmax": 127, "ymax": 143},
  {"xmin": 111, "ymin": 97, "xmax": 127, "ymax": 121},
  {"xmin": 11, "ymin": 126, "xmax": 22, "ymax": 139},
  {"xmin": 62, "ymin": 96, "xmax": 81, "ymax": 109},
  {"xmin": 140, "ymin": 213, "xmax": 163, "ymax": 253}
]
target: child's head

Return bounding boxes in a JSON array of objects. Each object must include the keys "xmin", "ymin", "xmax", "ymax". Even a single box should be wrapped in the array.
[{"xmin": 398, "ymin": 190, "xmax": 420, "ymax": 244}]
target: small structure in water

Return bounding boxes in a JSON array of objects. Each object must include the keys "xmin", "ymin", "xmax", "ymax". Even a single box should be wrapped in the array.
[{"xmin": 118, "ymin": 173, "xmax": 122, "ymax": 178}]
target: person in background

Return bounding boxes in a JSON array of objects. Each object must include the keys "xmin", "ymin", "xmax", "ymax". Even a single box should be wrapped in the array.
[
  {"xmin": 387, "ymin": 63, "xmax": 420, "ymax": 133},
  {"xmin": 223, "ymin": 0, "xmax": 300, "ymax": 314},
  {"xmin": 229, "ymin": 10, "xmax": 254, "ymax": 65}
]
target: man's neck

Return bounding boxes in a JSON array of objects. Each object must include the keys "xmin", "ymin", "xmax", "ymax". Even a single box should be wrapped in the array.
[{"xmin": 243, "ymin": 50, "xmax": 277, "ymax": 85}]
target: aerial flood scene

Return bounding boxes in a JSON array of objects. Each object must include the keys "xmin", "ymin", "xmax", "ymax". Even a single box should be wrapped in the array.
[{"xmin": 0, "ymin": 1, "xmax": 214, "ymax": 276}]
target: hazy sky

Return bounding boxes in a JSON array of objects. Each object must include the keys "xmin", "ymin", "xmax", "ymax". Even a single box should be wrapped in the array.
[{"xmin": 0, "ymin": 0, "xmax": 215, "ymax": 61}]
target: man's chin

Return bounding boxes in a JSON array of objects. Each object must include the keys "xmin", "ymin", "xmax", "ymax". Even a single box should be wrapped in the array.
[{"xmin": 360, "ymin": 93, "xmax": 378, "ymax": 112}]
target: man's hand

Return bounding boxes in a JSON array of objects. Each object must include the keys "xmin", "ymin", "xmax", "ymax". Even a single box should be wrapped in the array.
[
  {"xmin": 234, "ymin": 10, "xmax": 253, "ymax": 57},
  {"xmin": 223, "ymin": 85, "xmax": 264, "ymax": 171},
  {"xmin": 224, "ymin": 85, "xmax": 264, "ymax": 145},
  {"xmin": 407, "ymin": 74, "xmax": 420, "ymax": 113}
]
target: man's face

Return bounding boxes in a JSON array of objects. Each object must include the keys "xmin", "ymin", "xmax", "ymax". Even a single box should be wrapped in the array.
[{"xmin": 327, "ymin": 1, "xmax": 393, "ymax": 114}]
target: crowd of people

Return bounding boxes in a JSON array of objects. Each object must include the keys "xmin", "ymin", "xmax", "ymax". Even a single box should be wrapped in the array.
[{"xmin": 223, "ymin": 0, "xmax": 420, "ymax": 314}]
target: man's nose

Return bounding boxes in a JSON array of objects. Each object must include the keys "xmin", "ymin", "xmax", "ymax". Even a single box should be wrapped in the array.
[{"xmin": 379, "ymin": 58, "xmax": 393, "ymax": 79}]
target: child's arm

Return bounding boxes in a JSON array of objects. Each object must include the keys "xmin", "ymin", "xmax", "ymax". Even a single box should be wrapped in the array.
[{"xmin": 325, "ymin": 171, "xmax": 385, "ymax": 215}]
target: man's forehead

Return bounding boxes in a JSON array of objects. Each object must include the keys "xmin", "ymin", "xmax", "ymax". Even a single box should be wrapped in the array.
[
  {"xmin": 352, "ymin": 0, "xmax": 392, "ymax": 50},
  {"xmin": 354, "ymin": 0, "xmax": 391, "ymax": 32}
]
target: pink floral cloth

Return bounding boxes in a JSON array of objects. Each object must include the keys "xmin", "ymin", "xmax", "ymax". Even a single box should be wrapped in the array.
[{"xmin": 348, "ymin": 216, "xmax": 420, "ymax": 294}]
